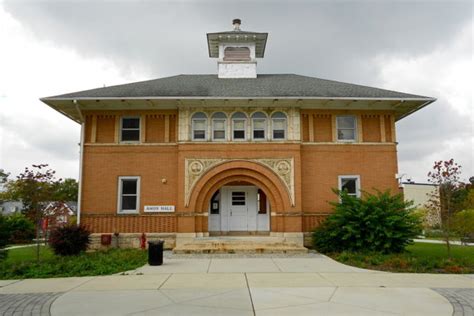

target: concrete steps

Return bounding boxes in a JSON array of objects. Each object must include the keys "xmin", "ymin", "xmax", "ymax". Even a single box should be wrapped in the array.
[{"xmin": 173, "ymin": 236, "xmax": 308, "ymax": 254}]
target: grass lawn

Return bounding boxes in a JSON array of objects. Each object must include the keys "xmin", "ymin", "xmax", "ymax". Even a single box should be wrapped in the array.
[
  {"xmin": 0, "ymin": 246, "xmax": 147, "ymax": 279},
  {"xmin": 4, "ymin": 246, "xmax": 54, "ymax": 264},
  {"xmin": 329, "ymin": 242, "xmax": 474, "ymax": 273}
]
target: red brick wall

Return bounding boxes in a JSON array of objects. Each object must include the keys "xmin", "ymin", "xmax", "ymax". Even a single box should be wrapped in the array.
[
  {"xmin": 301, "ymin": 144, "xmax": 399, "ymax": 213},
  {"xmin": 80, "ymin": 109, "xmax": 400, "ymax": 234}
]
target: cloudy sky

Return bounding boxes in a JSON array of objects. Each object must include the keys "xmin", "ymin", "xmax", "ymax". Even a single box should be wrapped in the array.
[{"xmin": 0, "ymin": 0, "xmax": 472, "ymax": 183}]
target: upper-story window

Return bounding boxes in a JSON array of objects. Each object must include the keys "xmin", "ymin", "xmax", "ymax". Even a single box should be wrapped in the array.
[
  {"xmin": 336, "ymin": 116, "xmax": 357, "ymax": 141},
  {"xmin": 121, "ymin": 117, "xmax": 140, "ymax": 142},
  {"xmin": 223, "ymin": 47, "xmax": 251, "ymax": 62},
  {"xmin": 252, "ymin": 112, "xmax": 267, "ymax": 140},
  {"xmin": 212, "ymin": 112, "xmax": 227, "ymax": 141},
  {"xmin": 232, "ymin": 112, "xmax": 247, "ymax": 141},
  {"xmin": 192, "ymin": 112, "xmax": 208, "ymax": 141},
  {"xmin": 271, "ymin": 112, "xmax": 287, "ymax": 140}
]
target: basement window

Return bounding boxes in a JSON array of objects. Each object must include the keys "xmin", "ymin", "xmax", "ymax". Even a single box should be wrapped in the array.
[
  {"xmin": 338, "ymin": 175, "xmax": 360, "ymax": 198},
  {"xmin": 336, "ymin": 116, "xmax": 357, "ymax": 141},
  {"xmin": 121, "ymin": 117, "xmax": 140, "ymax": 142},
  {"xmin": 118, "ymin": 176, "xmax": 140, "ymax": 214}
]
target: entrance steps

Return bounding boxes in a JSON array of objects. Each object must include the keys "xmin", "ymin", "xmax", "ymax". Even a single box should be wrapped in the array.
[{"xmin": 173, "ymin": 236, "xmax": 308, "ymax": 254}]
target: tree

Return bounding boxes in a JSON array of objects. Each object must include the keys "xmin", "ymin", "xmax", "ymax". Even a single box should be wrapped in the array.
[
  {"xmin": 3, "ymin": 164, "xmax": 60, "ymax": 261},
  {"xmin": 0, "ymin": 169, "xmax": 10, "ymax": 203},
  {"xmin": 426, "ymin": 159, "xmax": 463, "ymax": 257},
  {"xmin": 51, "ymin": 178, "xmax": 78, "ymax": 202}
]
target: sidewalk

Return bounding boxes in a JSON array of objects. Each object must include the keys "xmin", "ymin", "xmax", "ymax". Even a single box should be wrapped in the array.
[
  {"xmin": 415, "ymin": 238, "xmax": 474, "ymax": 246},
  {"xmin": 0, "ymin": 256, "xmax": 473, "ymax": 315}
]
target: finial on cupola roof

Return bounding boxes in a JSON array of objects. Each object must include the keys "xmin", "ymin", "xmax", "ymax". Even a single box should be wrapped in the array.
[
  {"xmin": 206, "ymin": 20, "xmax": 268, "ymax": 78},
  {"xmin": 232, "ymin": 18, "xmax": 241, "ymax": 31}
]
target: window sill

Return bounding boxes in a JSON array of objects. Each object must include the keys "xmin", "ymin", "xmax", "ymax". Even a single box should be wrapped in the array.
[
  {"xmin": 119, "ymin": 141, "xmax": 141, "ymax": 144},
  {"xmin": 117, "ymin": 211, "xmax": 139, "ymax": 215}
]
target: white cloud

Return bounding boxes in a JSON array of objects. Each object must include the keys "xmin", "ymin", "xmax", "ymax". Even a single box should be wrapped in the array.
[
  {"xmin": 374, "ymin": 21, "xmax": 473, "ymax": 182},
  {"xmin": 0, "ymin": 6, "xmax": 144, "ymax": 179}
]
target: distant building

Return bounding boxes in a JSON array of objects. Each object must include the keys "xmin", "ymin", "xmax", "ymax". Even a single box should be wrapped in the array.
[
  {"xmin": 401, "ymin": 182, "xmax": 440, "ymax": 227},
  {"xmin": 43, "ymin": 201, "xmax": 77, "ymax": 228},
  {"xmin": 0, "ymin": 201, "xmax": 23, "ymax": 216}
]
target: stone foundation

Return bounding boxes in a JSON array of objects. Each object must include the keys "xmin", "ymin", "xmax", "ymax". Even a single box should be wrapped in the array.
[
  {"xmin": 89, "ymin": 233, "xmax": 176, "ymax": 250},
  {"xmin": 303, "ymin": 232, "xmax": 313, "ymax": 248}
]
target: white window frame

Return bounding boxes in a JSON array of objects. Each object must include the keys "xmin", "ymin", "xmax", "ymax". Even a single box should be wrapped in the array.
[
  {"xmin": 120, "ymin": 117, "xmax": 141, "ymax": 143},
  {"xmin": 251, "ymin": 112, "xmax": 267, "ymax": 141},
  {"xmin": 191, "ymin": 113, "xmax": 208, "ymax": 141},
  {"xmin": 336, "ymin": 115, "xmax": 357, "ymax": 142},
  {"xmin": 211, "ymin": 113, "xmax": 227, "ymax": 141},
  {"xmin": 338, "ymin": 175, "xmax": 361, "ymax": 198},
  {"xmin": 271, "ymin": 112, "xmax": 287, "ymax": 140},
  {"xmin": 117, "ymin": 176, "xmax": 140, "ymax": 214},
  {"xmin": 232, "ymin": 113, "xmax": 247, "ymax": 141}
]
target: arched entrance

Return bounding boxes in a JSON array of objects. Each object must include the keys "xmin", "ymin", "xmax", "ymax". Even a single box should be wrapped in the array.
[
  {"xmin": 187, "ymin": 160, "xmax": 291, "ymax": 234},
  {"xmin": 208, "ymin": 182, "xmax": 270, "ymax": 234}
]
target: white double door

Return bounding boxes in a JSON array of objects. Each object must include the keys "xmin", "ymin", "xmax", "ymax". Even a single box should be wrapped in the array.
[{"xmin": 210, "ymin": 186, "xmax": 270, "ymax": 232}]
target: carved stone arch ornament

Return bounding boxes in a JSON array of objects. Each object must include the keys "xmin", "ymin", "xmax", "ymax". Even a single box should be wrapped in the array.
[{"xmin": 185, "ymin": 158, "xmax": 295, "ymax": 207}]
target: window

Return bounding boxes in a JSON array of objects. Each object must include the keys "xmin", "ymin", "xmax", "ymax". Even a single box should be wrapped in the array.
[
  {"xmin": 336, "ymin": 116, "xmax": 357, "ymax": 141},
  {"xmin": 232, "ymin": 112, "xmax": 247, "ymax": 140},
  {"xmin": 271, "ymin": 112, "xmax": 287, "ymax": 140},
  {"xmin": 192, "ymin": 112, "xmax": 207, "ymax": 140},
  {"xmin": 224, "ymin": 47, "xmax": 251, "ymax": 61},
  {"xmin": 252, "ymin": 112, "xmax": 267, "ymax": 140},
  {"xmin": 257, "ymin": 189, "xmax": 267, "ymax": 214},
  {"xmin": 121, "ymin": 117, "xmax": 140, "ymax": 142},
  {"xmin": 338, "ymin": 175, "xmax": 360, "ymax": 198},
  {"xmin": 232, "ymin": 191, "xmax": 246, "ymax": 206},
  {"xmin": 210, "ymin": 191, "xmax": 220, "ymax": 215},
  {"xmin": 118, "ymin": 176, "xmax": 140, "ymax": 213},
  {"xmin": 212, "ymin": 112, "xmax": 227, "ymax": 141}
]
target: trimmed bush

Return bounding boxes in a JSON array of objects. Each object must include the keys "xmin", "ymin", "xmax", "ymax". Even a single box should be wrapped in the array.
[
  {"xmin": 312, "ymin": 190, "xmax": 422, "ymax": 254},
  {"xmin": 6, "ymin": 213, "xmax": 35, "ymax": 244},
  {"xmin": 49, "ymin": 225, "xmax": 91, "ymax": 256}
]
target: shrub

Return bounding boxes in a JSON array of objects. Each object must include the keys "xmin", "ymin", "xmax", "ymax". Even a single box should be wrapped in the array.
[
  {"xmin": 6, "ymin": 213, "xmax": 35, "ymax": 244},
  {"xmin": 0, "ymin": 215, "xmax": 9, "ymax": 260},
  {"xmin": 49, "ymin": 225, "xmax": 91, "ymax": 256},
  {"xmin": 452, "ymin": 209, "xmax": 474, "ymax": 238},
  {"xmin": 312, "ymin": 190, "xmax": 422, "ymax": 254}
]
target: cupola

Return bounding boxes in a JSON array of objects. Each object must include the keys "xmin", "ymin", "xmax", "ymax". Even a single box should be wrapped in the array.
[{"xmin": 207, "ymin": 19, "xmax": 268, "ymax": 79}]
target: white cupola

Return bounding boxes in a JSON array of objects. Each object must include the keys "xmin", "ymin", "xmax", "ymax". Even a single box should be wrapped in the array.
[{"xmin": 207, "ymin": 19, "xmax": 268, "ymax": 79}]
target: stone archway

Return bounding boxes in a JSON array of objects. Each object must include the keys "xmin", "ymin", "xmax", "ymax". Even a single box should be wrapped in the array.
[
  {"xmin": 186, "ymin": 160, "xmax": 293, "ymax": 233},
  {"xmin": 187, "ymin": 160, "xmax": 292, "ymax": 213}
]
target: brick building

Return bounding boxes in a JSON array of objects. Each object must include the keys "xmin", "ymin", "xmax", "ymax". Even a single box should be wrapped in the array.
[{"xmin": 41, "ymin": 20, "xmax": 435, "ymax": 249}]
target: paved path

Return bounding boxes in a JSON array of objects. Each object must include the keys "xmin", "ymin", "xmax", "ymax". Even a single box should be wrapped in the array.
[
  {"xmin": 415, "ymin": 239, "xmax": 474, "ymax": 246},
  {"xmin": 0, "ymin": 256, "xmax": 473, "ymax": 315},
  {"xmin": 4, "ymin": 244, "xmax": 36, "ymax": 250}
]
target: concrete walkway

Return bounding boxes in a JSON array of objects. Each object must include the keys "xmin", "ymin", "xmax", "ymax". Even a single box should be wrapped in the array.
[
  {"xmin": 0, "ymin": 256, "xmax": 473, "ymax": 315},
  {"xmin": 415, "ymin": 238, "xmax": 474, "ymax": 246}
]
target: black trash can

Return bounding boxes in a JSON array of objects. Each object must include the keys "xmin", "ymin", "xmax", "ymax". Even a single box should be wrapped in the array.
[{"xmin": 148, "ymin": 240, "xmax": 164, "ymax": 266}]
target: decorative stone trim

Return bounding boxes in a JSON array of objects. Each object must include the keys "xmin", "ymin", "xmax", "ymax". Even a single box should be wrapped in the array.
[{"xmin": 185, "ymin": 158, "xmax": 295, "ymax": 207}]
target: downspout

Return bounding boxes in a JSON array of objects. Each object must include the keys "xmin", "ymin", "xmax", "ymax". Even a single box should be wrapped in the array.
[{"xmin": 74, "ymin": 100, "xmax": 85, "ymax": 225}]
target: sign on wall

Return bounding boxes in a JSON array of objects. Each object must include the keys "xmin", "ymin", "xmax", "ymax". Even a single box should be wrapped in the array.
[{"xmin": 144, "ymin": 205, "xmax": 175, "ymax": 213}]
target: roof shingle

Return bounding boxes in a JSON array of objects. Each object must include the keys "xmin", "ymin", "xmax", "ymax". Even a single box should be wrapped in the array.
[{"xmin": 43, "ymin": 74, "xmax": 431, "ymax": 100}]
